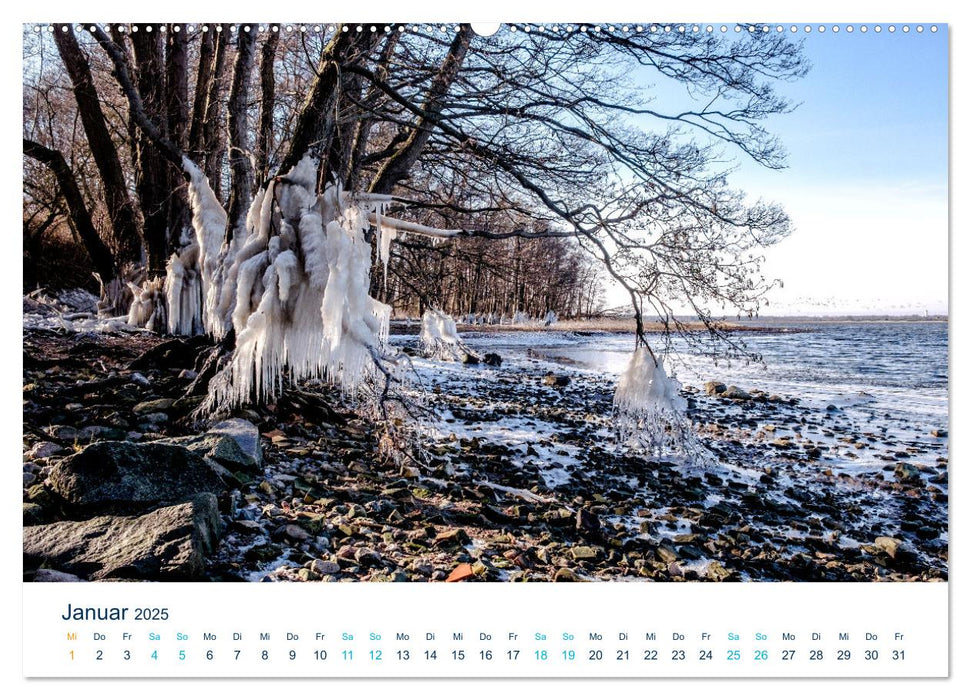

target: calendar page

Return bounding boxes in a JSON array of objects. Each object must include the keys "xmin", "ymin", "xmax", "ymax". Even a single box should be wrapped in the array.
[{"xmin": 18, "ymin": 4, "xmax": 951, "ymax": 691}]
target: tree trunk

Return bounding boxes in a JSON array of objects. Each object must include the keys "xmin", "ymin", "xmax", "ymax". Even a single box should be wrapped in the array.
[
  {"xmin": 202, "ymin": 25, "xmax": 231, "ymax": 197},
  {"xmin": 165, "ymin": 24, "xmax": 190, "ymax": 250},
  {"xmin": 188, "ymin": 27, "xmax": 215, "ymax": 157},
  {"xmin": 225, "ymin": 27, "xmax": 257, "ymax": 237},
  {"xmin": 23, "ymin": 138, "xmax": 116, "ymax": 282},
  {"xmin": 131, "ymin": 25, "xmax": 170, "ymax": 275},
  {"xmin": 255, "ymin": 29, "xmax": 280, "ymax": 183},
  {"xmin": 53, "ymin": 27, "xmax": 142, "ymax": 267},
  {"xmin": 278, "ymin": 27, "xmax": 383, "ymax": 176}
]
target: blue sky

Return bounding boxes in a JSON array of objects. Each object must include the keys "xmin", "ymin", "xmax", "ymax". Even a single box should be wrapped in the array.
[
  {"xmin": 621, "ymin": 26, "xmax": 949, "ymax": 316},
  {"xmin": 731, "ymin": 27, "xmax": 948, "ymax": 315}
]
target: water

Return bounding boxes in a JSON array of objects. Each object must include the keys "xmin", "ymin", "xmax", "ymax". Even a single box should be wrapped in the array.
[{"xmin": 460, "ymin": 321, "xmax": 949, "ymax": 427}]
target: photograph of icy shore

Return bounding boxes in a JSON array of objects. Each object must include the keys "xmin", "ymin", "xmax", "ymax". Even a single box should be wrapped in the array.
[{"xmin": 23, "ymin": 23, "xmax": 947, "ymax": 583}]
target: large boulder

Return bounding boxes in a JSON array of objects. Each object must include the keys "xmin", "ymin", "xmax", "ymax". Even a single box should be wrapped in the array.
[
  {"xmin": 157, "ymin": 433, "xmax": 261, "ymax": 476},
  {"xmin": 208, "ymin": 419, "xmax": 262, "ymax": 470},
  {"xmin": 47, "ymin": 441, "xmax": 226, "ymax": 515},
  {"xmin": 23, "ymin": 494, "xmax": 221, "ymax": 581}
]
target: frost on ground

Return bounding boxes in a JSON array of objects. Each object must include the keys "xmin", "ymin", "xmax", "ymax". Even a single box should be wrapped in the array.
[
  {"xmin": 23, "ymin": 288, "xmax": 132, "ymax": 334},
  {"xmin": 22, "ymin": 326, "xmax": 947, "ymax": 582}
]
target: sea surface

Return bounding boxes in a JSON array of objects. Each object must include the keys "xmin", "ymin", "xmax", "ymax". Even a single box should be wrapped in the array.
[{"xmin": 457, "ymin": 321, "xmax": 949, "ymax": 430}]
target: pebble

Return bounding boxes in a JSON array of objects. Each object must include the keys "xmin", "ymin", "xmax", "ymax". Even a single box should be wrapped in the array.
[{"xmin": 310, "ymin": 559, "xmax": 340, "ymax": 576}]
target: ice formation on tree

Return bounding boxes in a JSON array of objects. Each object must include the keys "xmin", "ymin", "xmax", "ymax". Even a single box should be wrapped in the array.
[
  {"xmin": 420, "ymin": 309, "xmax": 474, "ymax": 362},
  {"xmin": 126, "ymin": 277, "xmax": 166, "ymax": 333},
  {"xmin": 613, "ymin": 347, "xmax": 692, "ymax": 456},
  {"xmin": 163, "ymin": 229, "xmax": 203, "ymax": 336},
  {"xmin": 129, "ymin": 154, "xmax": 399, "ymax": 411}
]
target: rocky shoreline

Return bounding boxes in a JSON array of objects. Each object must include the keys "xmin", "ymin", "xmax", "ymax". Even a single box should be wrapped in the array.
[{"xmin": 23, "ymin": 325, "xmax": 948, "ymax": 583}]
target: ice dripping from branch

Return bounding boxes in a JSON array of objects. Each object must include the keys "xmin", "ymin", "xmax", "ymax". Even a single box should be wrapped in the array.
[{"xmin": 613, "ymin": 348, "xmax": 694, "ymax": 457}]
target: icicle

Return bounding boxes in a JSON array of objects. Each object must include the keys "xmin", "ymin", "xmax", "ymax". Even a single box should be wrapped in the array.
[
  {"xmin": 613, "ymin": 348, "xmax": 693, "ymax": 456},
  {"xmin": 376, "ymin": 198, "xmax": 397, "ymax": 288},
  {"xmin": 130, "ymin": 150, "xmax": 408, "ymax": 411},
  {"xmin": 420, "ymin": 309, "xmax": 474, "ymax": 362},
  {"xmin": 380, "ymin": 224, "xmax": 397, "ymax": 286},
  {"xmin": 183, "ymin": 158, "xmax": 230, "ymax": 337}
]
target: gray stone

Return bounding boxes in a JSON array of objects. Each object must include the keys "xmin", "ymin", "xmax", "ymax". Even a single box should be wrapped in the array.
[
  {"xmin": 704, "ymin": 381, "xmax": 726, "ymax": 396},
  {"xmin": 285, "ymin": 524, "xmax": 311, "ymax": 541},
  {"xmin": 50, "ymin": 425, "xmax": 78, "ymax": 442},
  {"xmin": 139, "ymin": 412, "xmax": 169, "ymax": 425},
  {"xmin": 33, "ymin": 568, "xmax": 86, "ymax": 582},
  {"xmin": 434, "ymin": 528, "xmax": 471, "ymax": 546},
  {"xmin": 656, "ymin": 546, "xmax": 678, "ymax": 564},
  {"xmin": 355, "ymin": 548, "xmax": 388, "ymax": 568},
  {"xmin": 23, "ymin": 502, "xmax": 47, "ymax": 526},
  {"xmin": 894, "ymin": 463, "xmax": 924, "ymax": 485},
  {"xmin": 208, "ymin": 419, "xmax": 262, "ymax": 469},
  {"xmin": 132, "ymin": 398, "xmax": 175, "ymax": 415},
  {"xmin": 310, "ymin": 559, "xmax": 341, "ymax": 576},
  {"xmin": 77, "ymin": 425, "xmax": 127, "ymax": 442},
  {"xmin": 25, "ymin": 442, "xmax": 67, "ymax": 460},
  {"xmin": 720, "ymin": 385, "xmax": 751, "ymax": 400},
  {"xmin": 543, "ymin": 373, "xmax": 570, "ymax": 387},
  {"xmin": 25, "ymin": 484, "xmax": 58, "ymax": 510},
  {"xmin": 47, "ymin": 441, "xmax": 227, "ymax": 515},
  {"xmin": 575, "ymin": 508, "xmax": 603, "ymax": 539},
  {"xmin": 23, "ymin": 494, "xmax": 221, "ymax": 581},
  {"xmin": 570, "ymin": 545, "xmax": 600, "ymax": 561},
  {"xmin": 874, "ymin": 536, "xmax": 917, "ymax": 564},
  {"xmin": 157, "ymin": 433, "xmax": 262, "ymax": 476}
]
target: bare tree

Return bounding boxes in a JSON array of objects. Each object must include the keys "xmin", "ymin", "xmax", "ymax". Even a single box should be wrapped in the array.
[
  {"xmin": 27, "ymin": 23, "xmax": 806, "ymax": 375},
  {"xmin": 23, "ymin": 138, "xmax": 115, "ymax": 282},
  {"xmin": 52, "ymin": 27, "xmax": 142, "ymax": 267}
]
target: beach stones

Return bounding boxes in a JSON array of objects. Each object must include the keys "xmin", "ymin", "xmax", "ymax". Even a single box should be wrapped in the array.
[
  {"xmin": 132, "ymin": 398, "xmax": 175, "ymax": 415},
  {"xmin": 158, "ymin": 432, "xmax": 262, "ymax": 476},
  {"xmin": 894, "ymin": 463, "xmax": 924, "ymax": 485},
  {"xmin": 872, "ymin": 536, "xmax": 917, "ymax": 565},
  {"xmin": 575, "ymin": 508, "xmax": 604, "ymax": 540}
]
